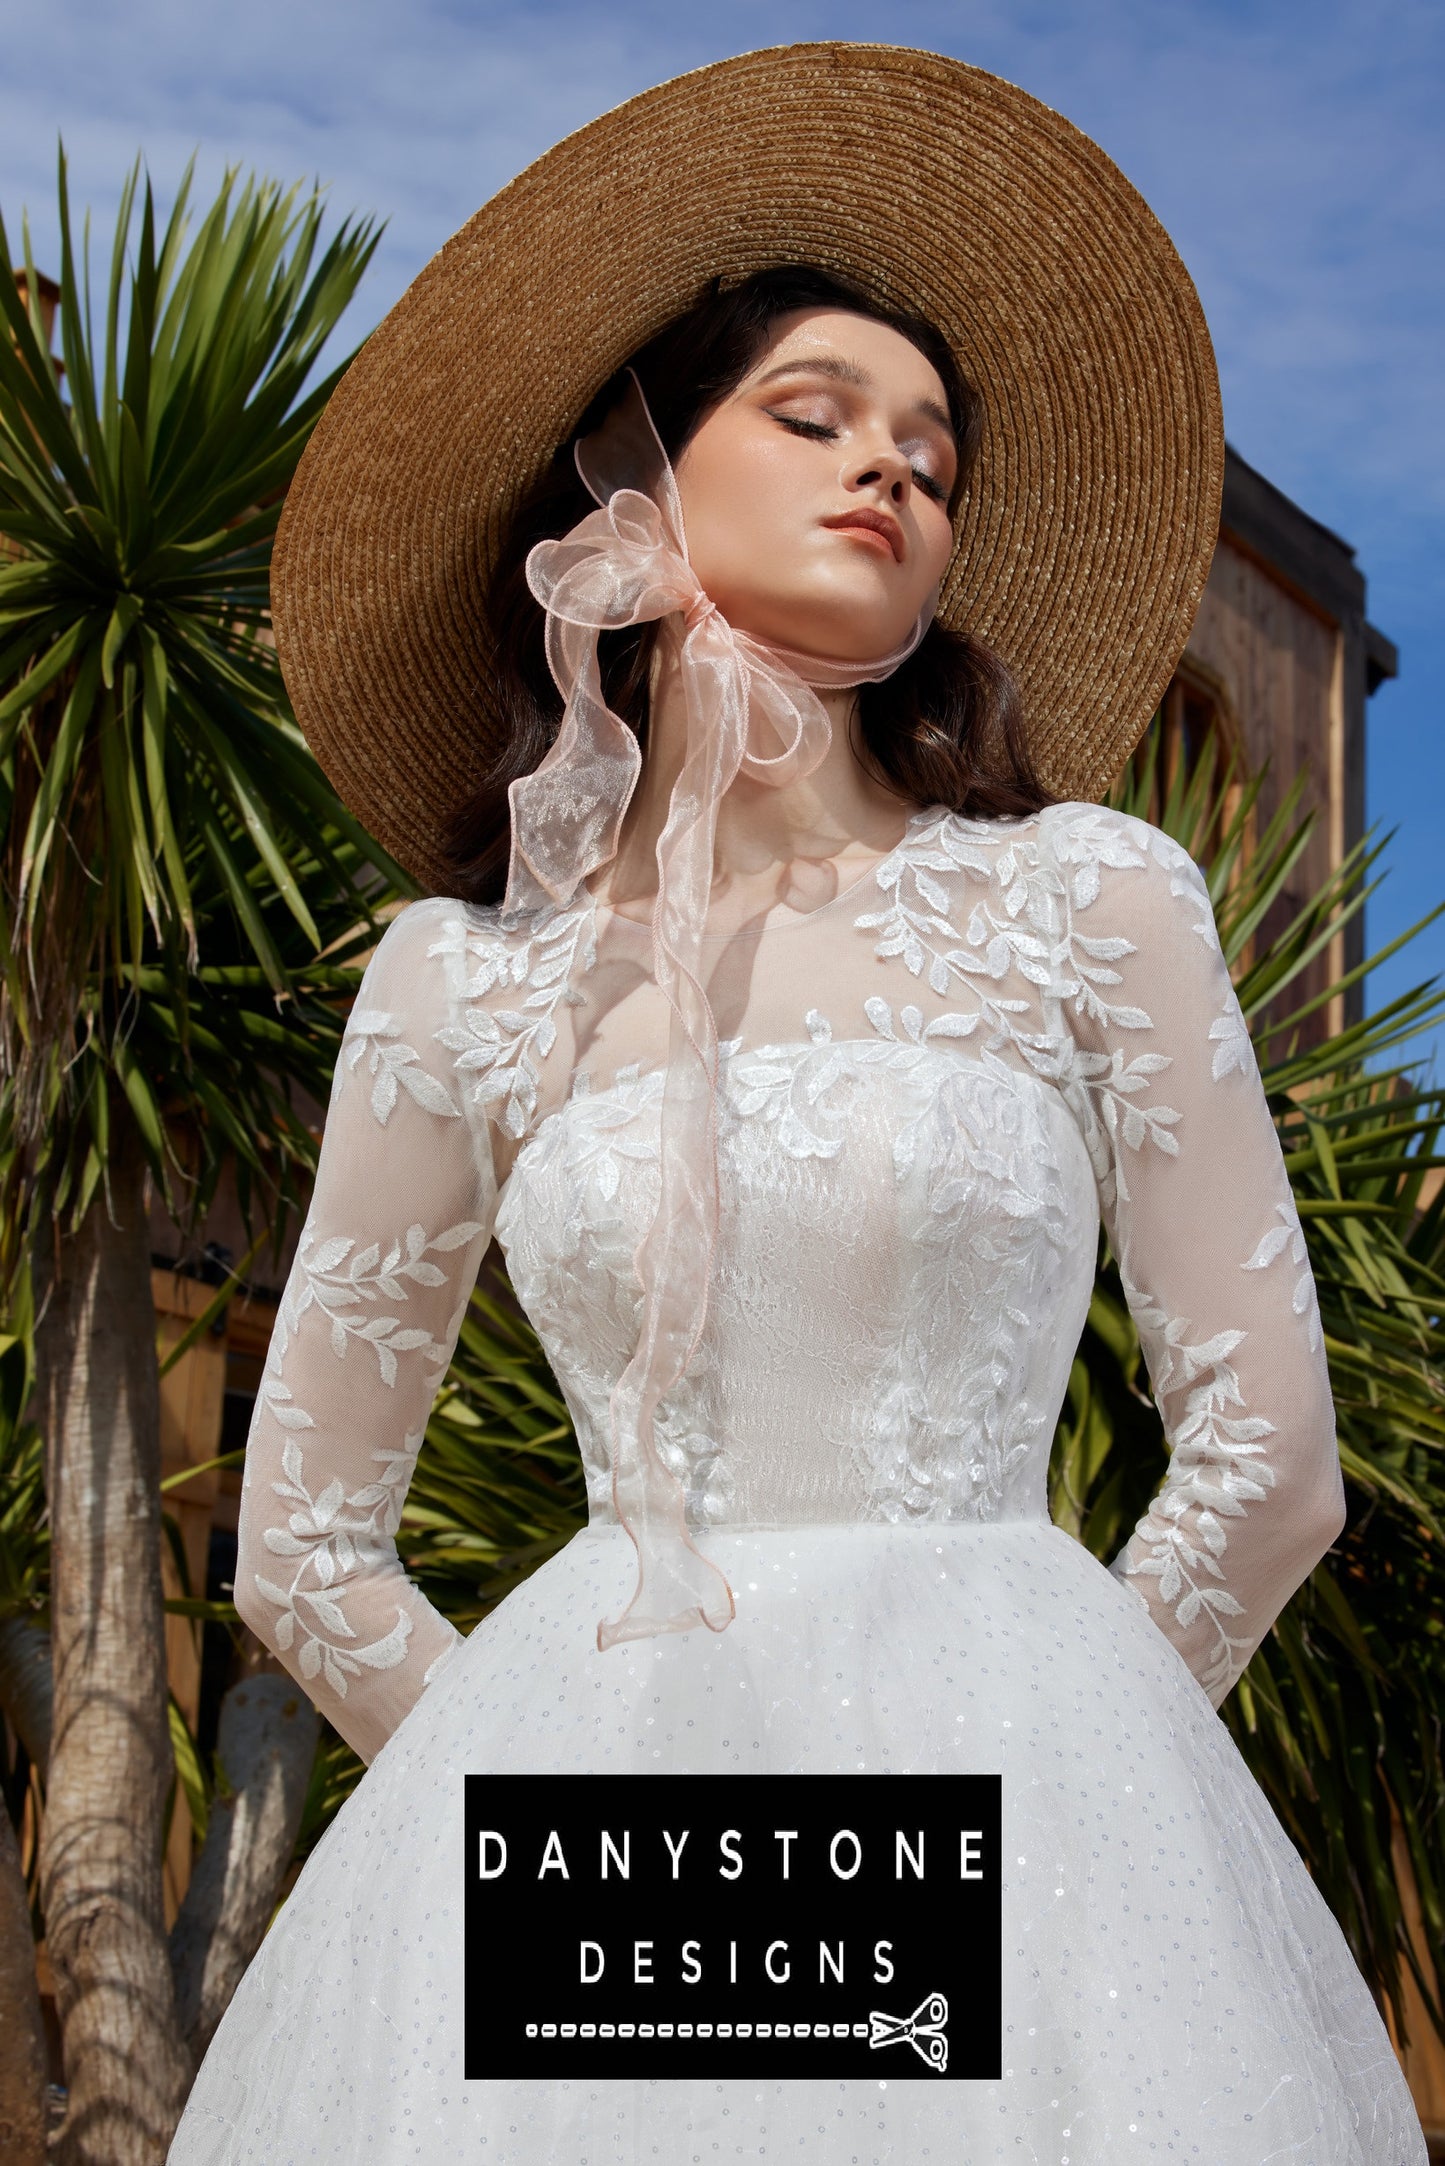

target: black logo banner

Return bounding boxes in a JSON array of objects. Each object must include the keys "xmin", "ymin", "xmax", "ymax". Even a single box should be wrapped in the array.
[{"xmin": 464, "ymin": 1774, "xmax": 1001, "ymax": 2080}]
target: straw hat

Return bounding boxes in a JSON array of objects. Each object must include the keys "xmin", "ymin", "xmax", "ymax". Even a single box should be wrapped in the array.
[{"xmin": 272, "ymin": 42, "xmax": 1224, "ymax": 893}]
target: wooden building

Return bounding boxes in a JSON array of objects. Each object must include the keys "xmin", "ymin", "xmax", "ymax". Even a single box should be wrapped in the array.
[{"xmin": 1155, "ymin": 445, "xmax": 1397, "ymax": 1037}]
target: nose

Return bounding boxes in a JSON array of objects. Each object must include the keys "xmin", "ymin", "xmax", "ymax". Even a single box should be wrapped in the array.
[{"xmin": 843, "ymin": 434, "xmax": 913, "ymax": 505}]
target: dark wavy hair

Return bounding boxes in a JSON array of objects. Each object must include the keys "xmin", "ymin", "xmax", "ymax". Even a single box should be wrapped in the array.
[{"xmin": 441, "ymin": 265, "xmax": 1050, "ymax": 901}]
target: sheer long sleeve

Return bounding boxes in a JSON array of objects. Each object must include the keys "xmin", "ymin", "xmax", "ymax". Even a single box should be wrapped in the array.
[
  {"xmin": 234, "ymin": 899, "xmax": 498, "ymax": 1764},
  {"xmin": 1053, "ymin": 811, "xmax": 1346, "ymax": 1707}
]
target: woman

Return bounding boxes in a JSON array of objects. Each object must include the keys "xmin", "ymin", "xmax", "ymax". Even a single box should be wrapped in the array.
[{"xmin": 170, "ymin": 45, "xmax": 1427, "ymax": 2165}]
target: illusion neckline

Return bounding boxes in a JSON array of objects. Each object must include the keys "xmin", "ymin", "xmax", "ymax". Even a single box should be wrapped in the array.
[{"xmin": 584, "ymin": 804, "xmax": 935, "ymax": 945}]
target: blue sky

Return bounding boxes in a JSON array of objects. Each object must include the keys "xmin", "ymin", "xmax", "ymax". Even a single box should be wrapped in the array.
[{"xmin": 4, "ymin": 0, "xmax": 1442, "ymax": 1066}]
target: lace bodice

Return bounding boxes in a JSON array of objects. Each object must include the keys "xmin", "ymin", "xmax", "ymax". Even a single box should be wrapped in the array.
[{"xmin": 235, "ymin": 803, "xmax": 1346, "ymax": 1761}]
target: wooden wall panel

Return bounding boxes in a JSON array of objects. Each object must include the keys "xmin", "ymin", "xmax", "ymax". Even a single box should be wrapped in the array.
[{"xmin": 1184, "ymin": 538, "xmax": 1346, "ymax": 1040}]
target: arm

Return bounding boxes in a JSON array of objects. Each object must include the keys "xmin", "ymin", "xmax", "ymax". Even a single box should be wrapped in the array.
[
  {"xmin": 1053, "ymin": 809, "xmax": 1346, "ymax": 1707},
  {"xmin": 233, "ymin": 899, "xmax": 497, "ymax": 1764}
]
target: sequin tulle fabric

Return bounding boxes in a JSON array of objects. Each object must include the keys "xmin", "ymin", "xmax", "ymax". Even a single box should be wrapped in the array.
[{"xmin": 169, "ymin": 803, "xmax": 1426, "ymax": 2164}]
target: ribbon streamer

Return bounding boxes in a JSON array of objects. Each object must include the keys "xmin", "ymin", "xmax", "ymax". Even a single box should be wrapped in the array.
[{"xmin": 506, "ymin": 370, "xmax": 932, "ymax": 1651}]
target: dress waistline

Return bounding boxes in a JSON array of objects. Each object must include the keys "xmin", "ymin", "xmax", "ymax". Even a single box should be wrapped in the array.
[{"xmin": 579, "ymin": 1514, "xmax": 1055, "ymax": 1540}]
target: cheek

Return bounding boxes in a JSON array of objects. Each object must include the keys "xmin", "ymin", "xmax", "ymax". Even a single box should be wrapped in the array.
[
  {"xmin": 918, "ymin": 510, "xmax": 956, "ymax": 591},
  {"xmin": 678, "ymin": 430, "xmax": 815, "ymax": 597}
]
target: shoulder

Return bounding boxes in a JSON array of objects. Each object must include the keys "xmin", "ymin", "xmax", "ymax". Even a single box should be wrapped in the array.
[
  {"xmin": 349, "ymin": 896, "xmax": 472, "ymax": 1003},
  {"xmin": 1038, "ymin": 800, "xmax": 1194, "ymax": 875},
  {"xmin": 362, "ymin": 894, "xmax": 472, "ymax": 966},
  {"xmin": 895, "ymin": 800, "xmax": 1194, "ymax": 879},
  {"xmin": 887, "ymin": 800, "xmax": 1209, "ymax": 922},
  {"xmin": 370, "ymin": 891, "xmax": 533, "ymax": 953},
  {"xmin": 360, "ymin": 891, "xmax": 581, "ymax": 993},
  {"xmin": 903, "ymin": 801, "xmax": 1225, "ymax": 992},
  {"xmin": 1036, "ymin": 804, "xmax": 1218, "ymax": 945}
]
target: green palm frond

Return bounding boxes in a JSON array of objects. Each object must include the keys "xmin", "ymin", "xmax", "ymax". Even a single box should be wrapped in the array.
[
  {"xmin": 0, "ymin": 149, "xmax": 408, "ymax": 1253},
  {"xmin": 0, "ymin": 1273, "xmax": 43, "ymax": 1629},
  {"xmin": 404, "ymin": 1262, "xmax": 589, "ymax": 1628}
]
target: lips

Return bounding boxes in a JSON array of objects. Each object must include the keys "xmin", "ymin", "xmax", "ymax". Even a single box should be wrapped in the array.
[{"xmin": 821, "ymin": 509, "xmax": 905, "ymax": 564}]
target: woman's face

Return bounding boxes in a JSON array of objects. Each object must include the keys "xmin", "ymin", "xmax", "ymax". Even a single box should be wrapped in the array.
[{"xmin": 673, "ymin": 307, "xmax": 959, "ymax": 663}]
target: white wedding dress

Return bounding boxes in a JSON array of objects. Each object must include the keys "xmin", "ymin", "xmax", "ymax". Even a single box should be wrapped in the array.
[{"xmin": 169, "ymin": 802, "xmax": 1426, "ymax": 2163}]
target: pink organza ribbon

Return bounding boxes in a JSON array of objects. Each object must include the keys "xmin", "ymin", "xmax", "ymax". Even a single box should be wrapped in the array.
[{"xmin": 505, "ymin": 372, "xmax": 931, "ymax": 1652}]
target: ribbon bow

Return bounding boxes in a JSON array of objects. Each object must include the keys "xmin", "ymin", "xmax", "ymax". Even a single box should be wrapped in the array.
[
  {"xmin": 867, "ymin": 1990, "xmax": 950, "ymax": 2072},
  {"xmin": 506, "ymin": 371, "xmax": 932, "ymax": 1652}
]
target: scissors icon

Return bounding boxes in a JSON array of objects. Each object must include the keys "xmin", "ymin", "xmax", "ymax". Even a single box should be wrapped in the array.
[{"xmin": 867, "ymin": 1990, "xmax": 949, "ymax": 2073}]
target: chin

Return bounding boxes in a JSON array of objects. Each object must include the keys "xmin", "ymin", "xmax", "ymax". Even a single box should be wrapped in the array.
[
  {"xmin": 785, "ymin": 609, "xmax": 916, "ymax": 664},
  {"xmin": 733, "ymin": 586, "xmax": 918, "ymax": 665}
]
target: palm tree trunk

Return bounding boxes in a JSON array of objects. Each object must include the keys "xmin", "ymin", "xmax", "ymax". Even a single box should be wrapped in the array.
[
  {"xmin": 169, "ymin": 1672, "xmax": 317, "ymax": 2061},
  {"xmin": 0, "ymin": 1786, "xmax": 48, "ymax": 2161},
  {"xmin": 35, "ymin": 1125, "xmax": 192, "ymax": 2163}
]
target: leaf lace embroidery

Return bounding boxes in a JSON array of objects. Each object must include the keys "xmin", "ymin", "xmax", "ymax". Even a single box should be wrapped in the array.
[
  {"xmin": 248, "ymin": 1213, "xmax": 482, "ymax": 1697},
  {"xmin": 1244, "ymin": 1198, "xmax": 1322, "ymax": 1354},
  {"xmin": 343, "ymin": 1009, "xmax": 462, "ymax": 1125},
  {"xmin": 852, "ymin": 806, "xmax": 1330, "ymax": 1688},
  {"xmin": 429, "ymin": 900, "xmax": 598, "ymax": 1140},
  {"xmin": 856, "ymin": 808, "xmax": 1188, "ymax": 1204},
  {"xmin": 1110, "ymin": 1277, "xmax": 1277, "ymax": 1700}
]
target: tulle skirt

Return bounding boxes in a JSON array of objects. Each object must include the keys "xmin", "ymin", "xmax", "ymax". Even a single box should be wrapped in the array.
[{"xmin": 169, "ymin": 1518, "xmax": 1426, "ymax": 2164}]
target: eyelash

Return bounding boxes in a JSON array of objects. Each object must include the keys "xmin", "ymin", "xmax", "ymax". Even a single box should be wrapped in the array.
[{"xmin": 768, "ymin": 411, "xmax": 950, "ymax": 504}]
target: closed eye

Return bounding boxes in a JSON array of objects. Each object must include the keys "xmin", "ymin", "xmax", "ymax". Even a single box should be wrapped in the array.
[
  {"xmin": 766, "ymin": 410, "xmax": 949, "ymax": 504},
  {"xmin": 768, "ymin": 411, "xmax": 837, "ymax": 443}
]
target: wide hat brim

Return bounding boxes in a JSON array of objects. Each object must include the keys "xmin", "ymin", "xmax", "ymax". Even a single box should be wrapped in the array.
[{"xmin": 272, "ymin": 42, "xmax": 1224, "ymax": 894}]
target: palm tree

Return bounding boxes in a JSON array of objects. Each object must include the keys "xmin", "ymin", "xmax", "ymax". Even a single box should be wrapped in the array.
[{"xmin": 0, "ymin": 157, "xmax": 403, "ymax": 2163}]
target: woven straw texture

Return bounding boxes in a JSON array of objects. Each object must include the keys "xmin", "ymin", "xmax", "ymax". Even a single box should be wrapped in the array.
[{"xmin": 272, "ymin": 42, "xmax": 1224, "ymax": 893}]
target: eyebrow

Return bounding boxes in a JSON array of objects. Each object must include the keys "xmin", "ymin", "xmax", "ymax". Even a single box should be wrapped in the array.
[{"xmin": 752, "ymin": 355, "xmax": 955, "ymax": 440}]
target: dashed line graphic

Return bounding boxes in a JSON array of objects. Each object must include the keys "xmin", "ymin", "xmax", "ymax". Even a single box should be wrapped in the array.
[{"xmin": 524, "ymin": 1990, "xmax": 949, "ymax": 2070}]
